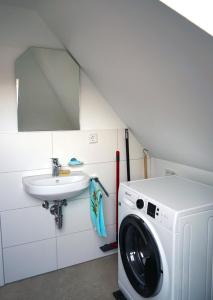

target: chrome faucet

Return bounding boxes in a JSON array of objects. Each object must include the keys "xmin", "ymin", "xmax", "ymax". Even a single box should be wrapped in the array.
[{"xmin": 51, "ymin": 158, "xmax": 61, "ymax": 177}]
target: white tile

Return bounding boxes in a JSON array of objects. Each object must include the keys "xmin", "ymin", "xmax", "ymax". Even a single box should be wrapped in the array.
[
  {"xmin": 103, "ymin": 194, "xmax": 116, "ymax": 226},
  {"xmin": 117, "ymin": 129, "xmax": 143, "ymax": 161},
  {"xmin": 56, "ymin": 194, "xmax": 116, "ymax": 236},
  {"xmin": 57, "ymin": 230, "xmax": 102, "ymax": 268},
  {"xmin": 0, "ymin": 132, "xmax": 52, "ymax": 172},
  {"xmin": 0, "ymin": 169, "xmax": 51, "ymax": 211},
  {"xmin": 52, "ymin": 129, "xmax": 117, "ymax": 165},
  {"xmin": 56, "ymin": 197, "xmax": 92, "ymax": 236},
  {"xmin": 106, "ymin": 224, "xmax": 117, "ymax": 245},
  {"xmin": 0, "ymin": 216, "xmax": 4, "ymax": 286},
  {"xmin": 83, "ymin": 162, "xmax": 116, "ymax": 194},
  {"xmin": 1, "ymin": 206, "xmax": 56, "ymax": 248},
  {"xmin": 57, "ymin": 224, "xmax": 116, "ymax": 269},
  {"xmin": 59, "ymin": 161, "xmax": 117, "ymax": 200},
  {"xmin": 4, "ymin": 238, "xmax": 57, "ymax": 283},
  {"xmin": 120, "ymin": 159, "xmax": 144, "ymax": 183},
  {"xmin": 120, "ymin": 160, "xmax": 127, "ymax": 183},
  {"xmin": 130, "ymin": 159, "xmax": 144, "ymax": 180}
]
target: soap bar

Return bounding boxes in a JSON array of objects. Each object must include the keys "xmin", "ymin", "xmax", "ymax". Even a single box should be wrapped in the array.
[{"xmin": 59, "ymin": 169, "xmax": 71, "ymax": 176}]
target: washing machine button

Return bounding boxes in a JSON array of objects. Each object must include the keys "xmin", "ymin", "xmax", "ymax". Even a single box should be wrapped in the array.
[{"xmin": 136, "ymin": 199, "xmax": 144, "ymax": 209}]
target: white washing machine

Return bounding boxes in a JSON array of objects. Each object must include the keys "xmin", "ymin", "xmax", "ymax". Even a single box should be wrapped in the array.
[{"xmin": 118, "ymin": 176, "xmax": 213, "ymax": 300}]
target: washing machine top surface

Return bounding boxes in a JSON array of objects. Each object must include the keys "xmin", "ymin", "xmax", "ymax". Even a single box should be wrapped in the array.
[{"xmin": 122, "ymin": 175, "xmax": 213, "ymax": 213}]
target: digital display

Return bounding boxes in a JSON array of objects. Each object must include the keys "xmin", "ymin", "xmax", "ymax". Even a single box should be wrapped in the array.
[{"xmin": 147, "ymin": 202, "xmax": 156, "ymax": 218}]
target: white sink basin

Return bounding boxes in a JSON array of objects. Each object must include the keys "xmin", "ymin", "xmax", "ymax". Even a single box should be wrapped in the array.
[{"xmin": 23, "ymin": 171, "xmax": 90, "ymax": 201}]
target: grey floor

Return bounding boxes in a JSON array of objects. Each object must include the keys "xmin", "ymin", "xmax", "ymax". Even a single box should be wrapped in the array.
[{"xmin": 0, "ymin": 254, "xmax": 118, "ymax": 300}]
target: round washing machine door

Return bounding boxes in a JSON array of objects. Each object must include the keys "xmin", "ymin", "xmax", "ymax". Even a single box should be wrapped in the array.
[{"xmin": 119, "ymin": 214, "xmax": 162, "ymax": 298}]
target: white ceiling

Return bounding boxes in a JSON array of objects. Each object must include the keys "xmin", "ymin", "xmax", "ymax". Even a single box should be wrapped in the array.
[
  {"xmin": 160, "ymin": 0, "xmax": 213, "ymax": 36},
  {"xmin": 1, "ymin": 0, "xmax": 213, "ymax": 172},
  {"xmin": 36, "ymin": 0, "xmax": 213, "ymax": 172}
]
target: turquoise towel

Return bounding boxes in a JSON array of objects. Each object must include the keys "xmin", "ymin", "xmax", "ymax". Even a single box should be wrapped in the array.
[{"xmin": 89, "ymin": 179, "xmax": 107, "ymax": 238}]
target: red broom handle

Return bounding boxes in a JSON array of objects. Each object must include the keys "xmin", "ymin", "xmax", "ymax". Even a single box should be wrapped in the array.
[{"xmin": 116, "ymin": 150, "xmax": 120, "ymax": 242}]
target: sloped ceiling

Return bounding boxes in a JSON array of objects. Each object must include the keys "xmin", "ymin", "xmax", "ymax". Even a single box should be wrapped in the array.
[
  {"xmin": 2, "ymin": 0, "xmax": 213, "ymax": 172},
  {"xmin": 160, "ymin": 0, "xmax": 213, "ymax": 36}
]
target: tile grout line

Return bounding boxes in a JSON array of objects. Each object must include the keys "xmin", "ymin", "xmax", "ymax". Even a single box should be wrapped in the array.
[
  {"xmin": 0, "ymin": 204, "xmax": 41, "ymax": 213},
  {"xmin": 51, "ymin": 131, "xmax": 54, "ymax": 158},
  {"xmin": 0, "ymin": 213, "xmax": 6, "ymax": 285},
  {"xmin": 116, "ymin": 128, "xmax": 119, "ymax": 151},
  {"xmin": 2, "ymin": 224, "xmax": 117, "ymax": 250},
  {"xmin": 0, "ymin": 158, "xmax": 144, "ymax": 175},
  {"xmin": 0, "ymin": 168, "xmax": 51, "ymax": 175},
  {"xmin": 3, "ymin": 236, "xmax": 57, "ymax": 250},
  {"xmin": 55, "ymin": 223, "xmax": 117, "ymax": 239},
  {"xmin": 49, "ymin": 131, "xmax": 57, "ymax": 269},
  {"xmin": 55, "ymin": 222, "xmax": 59, "ymax": 270},
  {"xmin": 0, "ymin": 192, "xmax": 116, "ymax": 213}
]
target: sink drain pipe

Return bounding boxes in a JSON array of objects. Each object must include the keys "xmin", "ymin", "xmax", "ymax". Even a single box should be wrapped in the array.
[{"xmin": 42, "ymin": 199, "xmax": 67, "ymax": 229}]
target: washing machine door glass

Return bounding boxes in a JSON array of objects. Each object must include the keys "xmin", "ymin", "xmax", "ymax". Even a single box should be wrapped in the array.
[{"xmin": 119, "ymin": 215, "xmax": 162, "ymax": 298}]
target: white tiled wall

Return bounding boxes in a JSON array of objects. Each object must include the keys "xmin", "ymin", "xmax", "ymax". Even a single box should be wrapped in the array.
[
  {"xmin": 55, "ymin": 194, "xmax": 116, "ymax": 237},
  {"xmin": 0, "ymin": 221, "xmax": 4, "ymax": 286},
  {"xmin": 0, "ymin": 169, "xmax": 50, "ymax": 211},
  {"xmin": 0, "ymin": 129, "xmax": 144, "ymax": 284},
  {"xmin": 150, "ymin": 157, "xmax": 213, "ymax": 186},
  {"xmin": 57, "ymin": 224, "xmax": 116, "ymax": 269},
  {"xmin": 52, "ymin": 130, "xmax": 117, "ymax": 165},
  {"xmin": 0, "ymin": 132, "xmax": 52, "ymax": 172},
  {"xmin": 118, "ymin": 130, "xmax": 143, "ymax": 161},
  {"xmin": 3, "ymin": 239, "xmax": 57, "ymax": 283},
  {"xmin": 0, "ymin": 3, "xmax": 135, "ymax": 286},
  {"xmin": 1, "ymin": 206, "xmax": 56, "ymax": 248},
  {"xmin": 83, "ymin": 162, "xmax": 117, "ymax": 194}
]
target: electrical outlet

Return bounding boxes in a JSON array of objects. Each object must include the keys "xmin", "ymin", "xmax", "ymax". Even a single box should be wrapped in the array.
[
  {"xmin": 88, "ymin": 133, "xmax": 98, "ymax": 144},
  {"xmin": 165, "ymin": 169, "xmax": 176, "ymax": 176}
]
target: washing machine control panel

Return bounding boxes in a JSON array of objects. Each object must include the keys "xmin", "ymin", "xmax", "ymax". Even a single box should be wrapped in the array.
[
  {"xmin": 135, "ymin": 196, "xmax": 173, "ymax": 230},
  {"xmin": 147, "ymin": 202, "xmax": 157, "ymax": 218},
  {"xmin": 146, "ymin": 201, "xmax": 173, "ymax": 230},
  {"xmin": 120, "ymin": 186, "xmax": 174, "ymax": 230}
]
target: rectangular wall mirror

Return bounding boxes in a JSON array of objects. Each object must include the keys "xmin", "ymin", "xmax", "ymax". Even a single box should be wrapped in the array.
[{"xmin": 16, "ymin": 47, "xmax": 80, "ymax": 131}]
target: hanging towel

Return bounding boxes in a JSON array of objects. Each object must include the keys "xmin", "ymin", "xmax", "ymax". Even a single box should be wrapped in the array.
[{"xmin": 89, "ymin": 179, "xmax": 107, "ymax": 238}]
